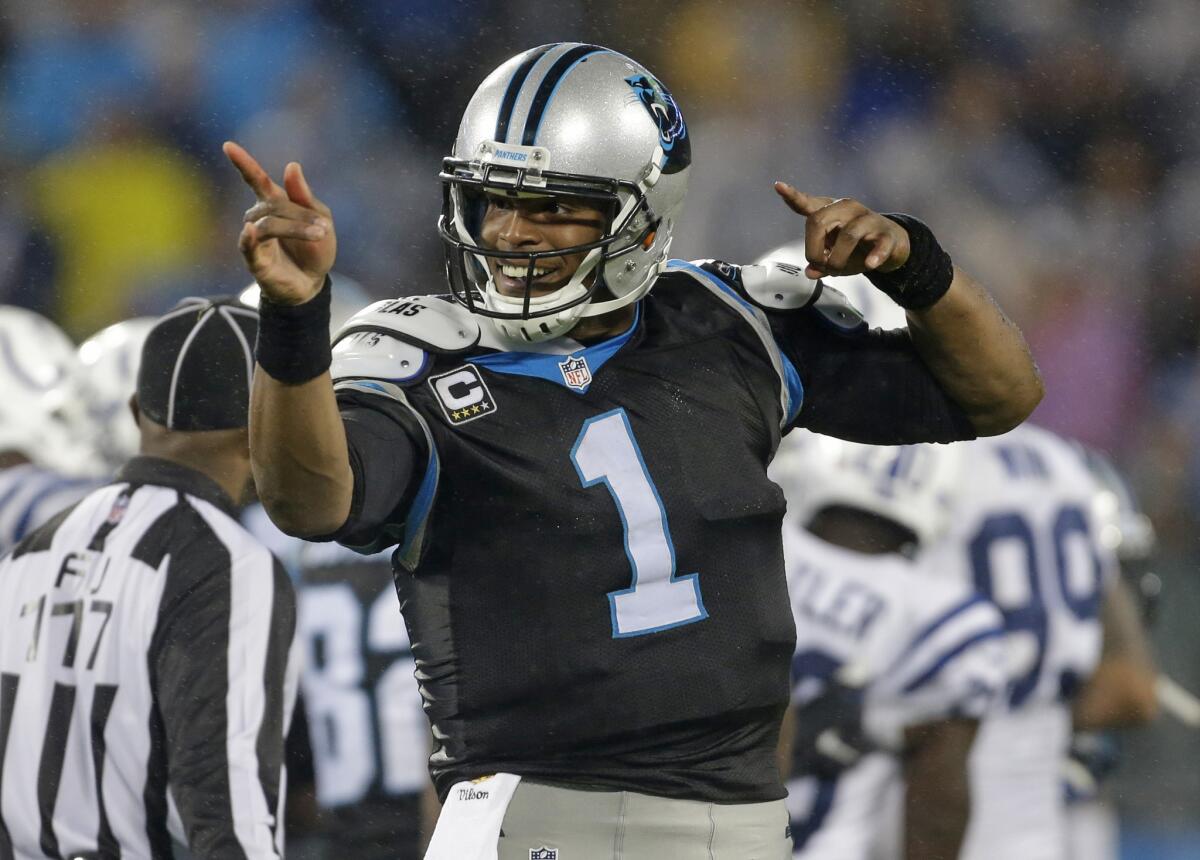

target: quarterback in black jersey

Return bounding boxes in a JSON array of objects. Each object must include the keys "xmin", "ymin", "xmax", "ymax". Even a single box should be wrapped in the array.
[{"xmin": 225, "ymin": 42, "xmax": 1042, "ymax": 858}]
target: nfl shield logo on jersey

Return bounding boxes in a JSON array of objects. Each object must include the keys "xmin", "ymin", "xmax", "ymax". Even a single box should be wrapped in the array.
[
  {"xmin": 530, "ymin": 849, "xmax": 558, "ymax": 860},
  {"xmin": 558, "ymin": 354, "xmax": 591, "ymax": 391},
  {"xmin": 105, "ymin": 493, "xmax": 131, "ymax": 526}
]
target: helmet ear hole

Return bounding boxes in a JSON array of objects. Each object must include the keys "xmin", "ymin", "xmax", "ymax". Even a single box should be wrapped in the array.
[{"xmin": 642, "ymin": 230, "xmax": 657, "ymax": 251}]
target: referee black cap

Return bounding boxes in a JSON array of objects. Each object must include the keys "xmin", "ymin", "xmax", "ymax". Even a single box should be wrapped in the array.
[{"xmin": 137, "ymin": 297, "xmax": 259, "ymax": 431}]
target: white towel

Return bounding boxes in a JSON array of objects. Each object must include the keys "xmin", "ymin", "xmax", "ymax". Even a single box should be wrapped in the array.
[{"xmin": 424, "ymin": 773, "xmax": 522, "ymax": 860}]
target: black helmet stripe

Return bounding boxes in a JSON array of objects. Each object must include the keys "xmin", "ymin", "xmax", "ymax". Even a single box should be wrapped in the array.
[
  {"xmin": 495, "ymin": 45, "xmax": 554, "ymax": 143},
  {"xmin": 521, "ymin": 44, "xmax": 606, "ymax": 146}
]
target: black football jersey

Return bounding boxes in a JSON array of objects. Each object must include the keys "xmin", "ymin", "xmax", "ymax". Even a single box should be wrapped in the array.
[
  {"xmin": 332, "ymin": 260, "xmax": 975, "ymax": 803},
  {"xmin": 293, "ymin": 545, "xmax": 427, "ymax": 857}
]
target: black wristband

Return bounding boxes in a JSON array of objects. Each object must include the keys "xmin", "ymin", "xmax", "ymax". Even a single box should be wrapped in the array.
[
  {"xmin": 254, "ymin": 277, "xmax": 333, "ymax": 384},
  {"xmin": 864, "ymin": 214, "xmax": 953, "ymax": 310}
]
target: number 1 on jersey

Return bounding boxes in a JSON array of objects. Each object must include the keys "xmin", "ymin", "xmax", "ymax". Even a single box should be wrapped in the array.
[{"xmin": 572, "ymin": 409, "xmax": 707, "ymax": 637}]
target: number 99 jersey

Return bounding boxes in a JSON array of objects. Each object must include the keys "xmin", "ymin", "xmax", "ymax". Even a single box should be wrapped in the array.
[{"xmin": 922, "ymin": 423, "xmax": 1117, "ymax": 860}]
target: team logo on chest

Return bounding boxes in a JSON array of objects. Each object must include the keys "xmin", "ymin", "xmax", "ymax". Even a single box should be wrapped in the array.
[
  {"xmin": 428, "ymin": 364, "xmax": 497, "ymax": 425},
  {"xmin": 558, "ymin": 354, "xmax": 591, "ymax": 391},
  {"xmin": 530, "ymin": 849, "xmax": 558, "ymax": 860}
]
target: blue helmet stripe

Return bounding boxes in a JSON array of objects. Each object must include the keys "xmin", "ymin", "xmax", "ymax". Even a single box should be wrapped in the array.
[
  {"xmin": 495, "ymin": 45, "xmax": 554, "ymax": 143},
  {"xmin": 521, "ymin": 44, "xmax": 605, "ymax": 146}
]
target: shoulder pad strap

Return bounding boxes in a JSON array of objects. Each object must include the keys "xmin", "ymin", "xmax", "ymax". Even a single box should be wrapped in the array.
[
  {"xmin": 811, "ymin": 282, "xmax": 868, "ymax": 333},
  {"xmin": 331, "ymin": 297, "xmax": 480, "ymax": 386},
  {"xmin": 332, "ymin": 378, "xmax": 412, "ymax": 405},
  {"xmin": 740, "ymin": 261, "xmax": 821, "ymax": 311}
]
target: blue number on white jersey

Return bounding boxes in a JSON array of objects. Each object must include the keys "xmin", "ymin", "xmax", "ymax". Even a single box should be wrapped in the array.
[
  {"xmin": 969, "ymin": 500, "xmax": 1103, "ymax": 706},
  {"xmin": 571, "ymin": 408, "xmax": 707, "ymax": 637}
]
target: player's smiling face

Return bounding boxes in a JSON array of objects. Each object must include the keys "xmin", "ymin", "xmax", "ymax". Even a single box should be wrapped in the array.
[{"xmin": 478, "ymin": 193, "xmax": 607, "ymax": 297}]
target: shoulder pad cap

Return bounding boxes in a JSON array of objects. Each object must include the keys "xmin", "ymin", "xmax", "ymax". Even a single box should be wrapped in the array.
[
  {"xmin": 739, "ymin": 261, "xmax": 821, "ymax": 311},
  {"xmin": 331, "ymin": 296, "xmax": 480, "ymax": 386},
  {"xmin": 811, "ymin": 283, "xmax": 868, "ymax": 332}
]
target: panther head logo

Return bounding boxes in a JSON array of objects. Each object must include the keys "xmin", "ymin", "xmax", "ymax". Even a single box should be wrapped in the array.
[{"xmin": 625, "ymin": 74, "xmax": 691, "ymax": 174}]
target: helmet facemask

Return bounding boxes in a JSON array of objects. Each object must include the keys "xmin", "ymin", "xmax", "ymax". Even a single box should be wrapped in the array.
[{"xmin": 439, "ymin": 147, "xmax": 662, "ymax": 342}]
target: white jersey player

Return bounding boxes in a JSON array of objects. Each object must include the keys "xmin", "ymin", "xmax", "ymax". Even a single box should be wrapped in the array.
[
  {"xmin": 772, "ymin": 433, "xmax": 1007, "ymax": 860},
  {"xmin": 758, "ymin": 240, "xmax": 1119, "ymax": 860},
  {"xmin": 1062, "ymin": 448, "xmax": 1158, "ymax": 860},
  {"xmin": 0, "ymin": 307, "xmax": 104, "ymax": 554},
  {"xmin": 924, "ymin": 424, "xmax": 1118, "ymax": 860},
  {"xmin": 76, "ymin": 316, "xmax": 157, "ymax": 475}
]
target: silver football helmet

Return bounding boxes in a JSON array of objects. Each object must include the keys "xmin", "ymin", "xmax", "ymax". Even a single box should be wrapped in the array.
[{"xmin": 439, "ymin": 43, "xmax": 691, "ymax": 342}]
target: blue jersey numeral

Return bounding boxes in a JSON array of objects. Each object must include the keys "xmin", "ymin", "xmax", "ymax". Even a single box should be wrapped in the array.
[
  {"xmin": 571, "ymin": 409, "xmax": 707, "ymax": 637},
  {"xmin": 968, "ymin": 504, "xmax": 1103, "ymax": 706}
]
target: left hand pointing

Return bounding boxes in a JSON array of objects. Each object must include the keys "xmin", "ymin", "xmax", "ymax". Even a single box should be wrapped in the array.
[{"xmin": 774, "ymin": 182, "xmax": 911, "ymax": 280}]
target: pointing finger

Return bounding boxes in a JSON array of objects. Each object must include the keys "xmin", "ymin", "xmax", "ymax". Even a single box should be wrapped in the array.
[
  {"xmin": 774, "ymin": 182, "xmax": 834, "ymax": 217},
  {"xmin": 223, "ymin": 140, "xmax": 281, "ymax": 202}
]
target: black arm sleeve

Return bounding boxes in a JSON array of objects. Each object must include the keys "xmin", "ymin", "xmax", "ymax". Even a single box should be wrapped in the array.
[
  {"xmin": 323, "ymin": 389, "xmax": 430, "ymax": 549},
  {"xmin": 782, "ymin": 318, "xmax": 977, "ymax": 445}
]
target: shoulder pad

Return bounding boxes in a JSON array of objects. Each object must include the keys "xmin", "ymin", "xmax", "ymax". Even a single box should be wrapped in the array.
[
  {"xmin": 334, "ymin": 296, "xmax": 479, "ymax": 353},
  {"xmin": 331, "ymin": 296, "xmax": 480, "ymax": 386},
  {"xmin": 739, "ymin": 261, "xmax": 820, "ymax": 311},
  {"xmin": 810, "ymin": 282, "xmax": 868, "ymax": 333}
]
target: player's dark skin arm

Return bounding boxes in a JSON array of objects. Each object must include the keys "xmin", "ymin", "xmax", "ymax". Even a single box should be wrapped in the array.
[
  {"xmin": 1073, "ymin": 577, "xmax": 1159, "ymax": 729},
  {"xmin": 775, "ymin": 184, "xmax": 1043, "ymax": 436},
  {"xmin": 223, "ymin": 141, "xmax": 358, "ymax": 536},
  {"xmin": 902, "ymin": 717, "xmax": 978, "ymax": 860}
]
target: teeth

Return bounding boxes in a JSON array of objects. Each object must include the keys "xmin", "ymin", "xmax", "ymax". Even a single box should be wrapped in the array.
[{"xmin": 499, "ymin": 264, "xmax": 551, "ymax": 279}]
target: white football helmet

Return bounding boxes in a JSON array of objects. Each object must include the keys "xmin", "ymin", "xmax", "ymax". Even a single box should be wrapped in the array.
[
  {"xmin": 771, "ymin": 430, "xmax": 963, "ymax": 549},
  {"xmin": 439, "ymin": 43, "xmax": 691, "ymax": 342},
  {"xmin": 1078, "ymin": 445, "xmax": 1156, "ymax": 563},
  {"xmin": 0, "ymin": 306, "xmax": 98, "ymax": 474},
  {"xmin": 76, "ymin": 316, "xmax": 157, "ymax": 471},
  {"xmin": 755, "ymin": 242, "xmax": 909, "ymax": 330}
]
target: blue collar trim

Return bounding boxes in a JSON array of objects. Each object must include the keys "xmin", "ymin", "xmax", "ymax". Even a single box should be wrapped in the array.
[{"xmin": 468, "ymin": 304, "xmax": 641, "ymax": 393}]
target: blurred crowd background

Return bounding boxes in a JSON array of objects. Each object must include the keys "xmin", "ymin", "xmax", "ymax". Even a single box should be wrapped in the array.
[{"xmin": 1, "ymin": 0, "xmax": 1197, "ymax": 855}]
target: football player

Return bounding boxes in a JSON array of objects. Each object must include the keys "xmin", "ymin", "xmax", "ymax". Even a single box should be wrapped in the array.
[
  {"xmin": 918, "ymin": 423, "xmax": 1120, "ymax": 860},
  {"xmin": 759, "ymin": 244, "xmax": 1131, "ymax": 860},
  {"xmin": 0, "ymin": 306, "xmax": 103, "ymax": 553},
  {"xmin": 772, "ymin": 432, "xmax": 1006, "ymax": 859},
  {"xmin": 290, "ymin": 539, "xmax": 431, "ymax": 857},
  {"xmin": 1063, "ymin": 448, "xmax": 1159, "ymax": 860},
  {"xmin": 76, "ymin": 316, "xmax": 157, "ymax": 475},
  {"xmin": 763, "ymin": 249, "xmax": 1129, "ymax": 860},
  {"xmin": 224, "ymin": 43, "xmax": 1042, "ymax": 856}
]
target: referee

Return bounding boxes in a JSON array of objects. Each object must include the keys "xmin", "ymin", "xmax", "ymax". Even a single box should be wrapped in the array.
[{"xmin": 0, "ymin": 297, "xmax": 297, "ymax": 858}]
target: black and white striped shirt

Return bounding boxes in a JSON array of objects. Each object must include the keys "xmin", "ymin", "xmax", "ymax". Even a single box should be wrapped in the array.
[{"xmin": 0, "ymin": 457, "xmax": 298, "ymax": 859}]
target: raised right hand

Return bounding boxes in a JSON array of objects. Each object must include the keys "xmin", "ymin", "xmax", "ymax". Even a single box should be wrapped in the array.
[{"xmin": 223, "ymin": 141, "xmax": 337, "ymax": 305}]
